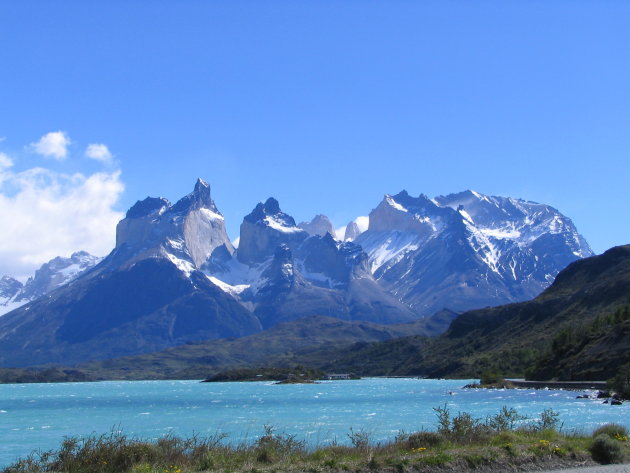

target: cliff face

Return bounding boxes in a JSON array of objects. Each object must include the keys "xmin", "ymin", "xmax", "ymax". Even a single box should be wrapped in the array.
[{"xmin": 115, "ymin": 179, "xmax": 234, "ymax": 270}]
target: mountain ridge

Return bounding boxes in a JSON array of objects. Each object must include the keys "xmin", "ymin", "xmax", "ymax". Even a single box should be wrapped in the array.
[
  {"xmin": 321, "ymin": 244, "xmax": 630, "ymax": 379},
  {"xmin": 0, "ymin": 180, "xmax": 593, "ymax": 368}
]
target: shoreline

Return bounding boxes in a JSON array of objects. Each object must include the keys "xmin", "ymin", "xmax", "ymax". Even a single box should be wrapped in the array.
[{"xmin": 507, "ymin": 380, "xmax": 609, "ymax": 391}]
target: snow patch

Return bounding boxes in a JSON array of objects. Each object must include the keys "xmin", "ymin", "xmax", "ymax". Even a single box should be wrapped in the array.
[
  {"xmin": 207, "ymin": 276, "xmax": 249, "ymax": 296},
  {"xmin": 58, "ymin": 263, "xmax": 82, "ymax": 278},
  {"xmin": 264, "ymin": 216, "xmax": 303, "ymax": 233},
  {"xmin": 164, "ymin": 253, "xmax": 195, "ymax": 276},
  {"xmin": 386, "ymin": 196, "xmax": 407, "ymax": 212},
  {"xmin": 458, "ymin": 209, "xmax": 474, "ymax": 223},
  {"xmin": 0, "ymin": 299, "xmax": 27, "ymax": 316},
  {"xmin": 166, "ymin": 238, "xmax": 185, "ymax": 251},
  {"xmin": 358, "ymin": 231, "xmax": 424, "ymax": 273},
  {"xmin": 203, "ymin": 256, "xmax": 269, "ymax": 295},
  {"xmin": 464, "ymin": 221, "xmax": 501, "ymax": 274},
  {"xmin": 480, "ymin": 227, "xmax": 521, "ymax": 239},
  {"xmin": 200, "ymin": 208, "xmax": 224, "ymax": 221}
]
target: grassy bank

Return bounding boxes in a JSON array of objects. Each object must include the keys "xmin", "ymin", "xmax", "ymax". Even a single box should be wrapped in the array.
[{"xmin": 3, "ymin": 407, "xmax": 629, "ymax": 473}]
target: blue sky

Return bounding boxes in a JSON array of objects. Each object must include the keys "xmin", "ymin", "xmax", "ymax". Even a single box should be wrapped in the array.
[{"xmin": 0, "ymin": 1, "xmax": 629, "ymax": 277}]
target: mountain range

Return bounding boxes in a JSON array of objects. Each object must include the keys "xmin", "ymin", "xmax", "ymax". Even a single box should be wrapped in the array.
[
  {"xmin": 0, "ymin": 179, "xmax": 592, "ymax": 367},
  {"xmin": 0, "ymin": 251, "xmax": 101, "ymax": 316},
  {"xmin": 323, "ymin": 245, "xmax": 630, "ymax": 380}
]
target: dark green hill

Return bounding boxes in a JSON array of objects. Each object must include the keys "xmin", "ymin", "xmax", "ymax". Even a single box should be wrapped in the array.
[
  {"xmin": 324, "ymin": 245, "xmax": 630, "ymax": 380},
  {"xmin": 527, "ymin": 305, "xmax": 630, "ymax": 380},
  {"xmin": 74, "ymin": 314, "xmax": 444, "ymax": 380}
]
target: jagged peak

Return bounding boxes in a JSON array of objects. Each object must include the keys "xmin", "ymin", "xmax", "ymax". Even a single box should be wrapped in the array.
[
  {"xmin": 195, "ymin": 177, "xmax": 209, "ymax": 190},
  {"xmin": 344, "ymin": 220, "xmax": 361, "ymax": 241},
  {"xmin": 298, "ymin": 214, "xmax": 334, "ymax": 237},
  {"xmin": 0, "ymin": 275, "xmax": 22, "ymax": 286},
  {"xmin": 244, "ymin": 197, "xmax": 299, "ymax": 230},
  {"xmin": 301, "ymin": 214, "xmax": 332, "ymax": 225},
  {"xmin": 171, "ymin": 178, "xmax": 217, "ymax": 214},
  {"xmin": 385, "ymin": 191, "xmax": 436, "ymax": 213},
  {"xmin": 126, "ymin": 197, "xmax": 171, "ymax": 219},
  {"xmin": 69, "ymin": 250, "xmax": 97, "ymax": 260},
  {"xmin": 435, "ymin": 189, "xmax": 495, "ymax": 208},
  {"xmin": 263, "ymin": 197, "xmax": 281, "ymax": 214}
]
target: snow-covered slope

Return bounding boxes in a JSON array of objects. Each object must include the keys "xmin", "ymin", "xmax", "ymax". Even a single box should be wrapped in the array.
[
  {"xmin": 206, "ymin": 198, "xmax": 418, "ymax": 327},
  {"xmin": 354, "ymin": 190, "xmax": 593, "ymax": 316},
  {"xmin": 0, "ymin": 251, "xmax": 101, "ymax": 316},
  {"xmin": 0, "ymin": 276, "xmax": 25, "ymax": 316}
]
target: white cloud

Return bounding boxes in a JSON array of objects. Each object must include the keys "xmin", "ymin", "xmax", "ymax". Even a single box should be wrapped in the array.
[
  {"xmin": 85, "ymin": 143, "xmax": 113, "ymax": 163},
  {"xmin": 0, "ymin": 166, "xmax": 124, "ymax": 278},
  {"xmin": 334, "ymin": 216, "xmax": 369, "ymax": 240},
  {"xmin": 355, "ymin": 216, "xmax": 369, "ymax": 232},
  {"xmin": 0, "ymin": 152, "xmax": 13, "ymax": 169},
  {"xmin": 334, "ymin": 226, "xmax": 346, "ymax": 240},
  {"xmin": 30, "ymin": 131, "xmax": 71, "ymax": 160}
]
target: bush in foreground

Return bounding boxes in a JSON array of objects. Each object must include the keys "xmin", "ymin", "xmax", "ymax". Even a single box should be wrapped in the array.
[
  {"xmin": 590, "ymin": 434, "xmax": 625, "ymax": 464},
  {"xmin": 592, "ymin": 423, "xmax": 629, "ymax": 441}
]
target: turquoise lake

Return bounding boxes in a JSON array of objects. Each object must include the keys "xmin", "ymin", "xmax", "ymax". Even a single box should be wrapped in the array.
[{"xmin": 1, "ymin": 378, "xmax": 628, "ymax": 467}]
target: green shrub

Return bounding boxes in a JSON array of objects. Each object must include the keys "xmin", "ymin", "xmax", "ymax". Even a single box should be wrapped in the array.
[
  {"xmin": 590, "ymin": 434, "xmax": 624, "ymax": 464},
  {"xmin": 255, "ymin": 426, "xmax": 305, "ymax": 464},
  {"xmin": 490, "ymin": 431, "xmax": 519, "ymax": 446},
  {"xmin": 487, "ymin": 406, "xmax": 526, "ymax": 431},
  {"xmin": 593, "ymin": 423, "xmax": 629, "ymax": 440},
  {"xmin": 347, "ymin": 428, "xmax": 371, "ymax": 451},
  {"xmin": 405, "ymin": 431, "xmax": 444, "ymax": 449},
  {"xmin": 480, "ymin": 370, "xmax": 504, "ymax": 385},
  {"xmin": 451, "ymin": 411, "xmax": 485, "ymax": 440},
  {"xmin": 433, "ymin": 404, "xmax": 451, "ymax": 435},
  {"xmin": 432, "ymin": 404, "xmax": 491, "ymax": 442},
  {"xmin": 536, "ymin": 408, "xmax": 560, "ymax": 431}
]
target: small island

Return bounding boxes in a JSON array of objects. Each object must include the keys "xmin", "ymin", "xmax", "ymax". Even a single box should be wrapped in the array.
[{"xmin": 202, "ymin": 366, "xmax": 326, "ymax": 383}]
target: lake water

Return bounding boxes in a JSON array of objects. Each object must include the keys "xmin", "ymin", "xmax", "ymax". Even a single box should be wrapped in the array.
[{"xmin": 1, "ymin": 378, "xmax": 628, "ymax": 467}]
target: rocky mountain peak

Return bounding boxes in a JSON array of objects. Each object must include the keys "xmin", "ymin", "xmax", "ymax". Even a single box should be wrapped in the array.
[
  {"xmin": 368, "ymin": 192, "xmax": 445, "ymax": 233},
  {"xmin": 298, "ymin": 214, "xmax": 335, "ymax": 237},
  {"xmin": 1, "ymin": 251, "xmax": 102, "ymax": 316},
  {"xmin": 263, "ymin": 197, "xmax": 281, "ymax": 214},
  {"xmin": 126, "ymin": 197, "xmax": 170, "ymax": 219},
  {"xmin": 171, "ymin": 178, "xmax": 217, "ymax": 214},
  {"xmin": 244, "ymin": 197, "xmax": 289, "ymax": 225},
  {"xmin": 237, "ymin": 198, "xmax": 307, "ymax": 265},
  {"xmin": 115, "ymin": 179, "xmax": 234, "ymax": 270},
  {"xmin": 344, "ymin": 221, "xmax": 361, "ymax": 241},
  {"xmin": 389, "ymin": 191, "xmax": 436, "ymax": 212},
  {"xmin": 0, "ymin": 276, "xmax": 23, "ymax": 299}
]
